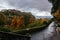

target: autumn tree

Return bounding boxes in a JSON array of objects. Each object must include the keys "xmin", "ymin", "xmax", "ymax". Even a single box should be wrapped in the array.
[
  {"xmin": 48, "ymin": 0, "xmax": 60, "ymax": 24},
  {"xmin": 17, "ymin": 16, "xmax": 25, "ymax": 29},
  {"xmin": 40, "ymin": 18, "xmax": 50, "ymax": 25},
  {"xmin": 29, "ymin": 16, "xmax": 35, "ymax": 24},
  {"xmin": 23, "ymin": 12, "xmax": 34, "ymax": 26},
  {"xmin": 53, "ymin": 7, "xmax": 60, "ymax": 23},
  {"xmin": 10, "ymin": 16, "xmax": 17, "ymax": 28}
]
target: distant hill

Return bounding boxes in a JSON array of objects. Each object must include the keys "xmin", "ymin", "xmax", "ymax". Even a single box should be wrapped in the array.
[{"xmin": 36, "ymin": 16, "xmax": 53, "ymax": 18}]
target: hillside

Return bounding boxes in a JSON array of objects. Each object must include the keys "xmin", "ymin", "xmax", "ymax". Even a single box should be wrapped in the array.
[{"xmin": 0, "ymin": 9, "xmax": 51, "ymax": 32}]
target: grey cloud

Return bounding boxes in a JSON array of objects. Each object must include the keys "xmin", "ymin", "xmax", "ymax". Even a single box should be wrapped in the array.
[
  {"xmin": 4, "ymin": 0, "xmax": 52, "ymax": 12},
  {"xmin": 0, "ymin": 0, "xmax": 52, "ymax": 16}
]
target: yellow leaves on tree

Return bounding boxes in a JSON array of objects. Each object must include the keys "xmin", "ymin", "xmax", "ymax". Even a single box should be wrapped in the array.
[
  {"xmin": 40, "ymin": 18, "xmax": 49, "ymax": 24},
  {"xmin": 29, "ymin": 16, "xmax": 34, "ymax": 24},
  {"xmin": 17, "ymin": 16, "xmax": 25, "ymax": 29},
  {"xmin": 40, "ymin": 18, "xmax": 45, "ymax": 24}
]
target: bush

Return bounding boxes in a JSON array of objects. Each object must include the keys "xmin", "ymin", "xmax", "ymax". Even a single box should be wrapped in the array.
[{"xmin": 0, "ymin": 25, "xmax": 11, "ymax": 32}]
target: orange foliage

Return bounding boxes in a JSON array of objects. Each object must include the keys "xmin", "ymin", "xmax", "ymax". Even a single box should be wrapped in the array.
[
  {"xmin": 10, "ymin": 16, "xmax": 25, "ymax": 29},
  {"xmin": 17, "ymin": 16, "xmax": 25, "ymax": 28},
  {"xmin": 10, "ymin": 16, "xmax": 17, "ymax": 28}
]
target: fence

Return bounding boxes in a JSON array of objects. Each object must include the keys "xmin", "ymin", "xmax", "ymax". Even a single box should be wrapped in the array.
[{"xmin": 0, "ymin": 31, "xmax": 31, "ymax": 40}]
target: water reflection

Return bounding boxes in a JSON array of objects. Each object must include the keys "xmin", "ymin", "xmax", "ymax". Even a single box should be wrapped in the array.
[{"xmin": 31, "ymin": 22, "xmax": 56, "ymax": 40}]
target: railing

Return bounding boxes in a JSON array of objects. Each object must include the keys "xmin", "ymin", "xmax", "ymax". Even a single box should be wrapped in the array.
[{"xmin": 0, "ymin": 31, "xmax": 31, "ymax": 40}]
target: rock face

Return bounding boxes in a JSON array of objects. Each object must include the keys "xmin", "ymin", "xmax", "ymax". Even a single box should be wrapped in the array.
[{"xmin": 48, "ymin": 0, "xmax": 60, "ymax": 24}]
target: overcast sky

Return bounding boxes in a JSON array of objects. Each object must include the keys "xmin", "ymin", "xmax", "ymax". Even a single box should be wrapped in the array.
[{"xmin": 0, "ymin": 0, "xmax": 53, "ymax": 17}]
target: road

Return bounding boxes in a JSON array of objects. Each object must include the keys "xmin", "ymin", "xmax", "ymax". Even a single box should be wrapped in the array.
[{"xmin": 31, "ymin": 22, "xmax": 60, "ymax": 40}]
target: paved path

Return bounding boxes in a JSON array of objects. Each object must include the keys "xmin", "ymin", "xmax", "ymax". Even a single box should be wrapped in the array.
[{"xmin": 31, "ymin": 22, "xmax": 60, "ymax": 40}]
